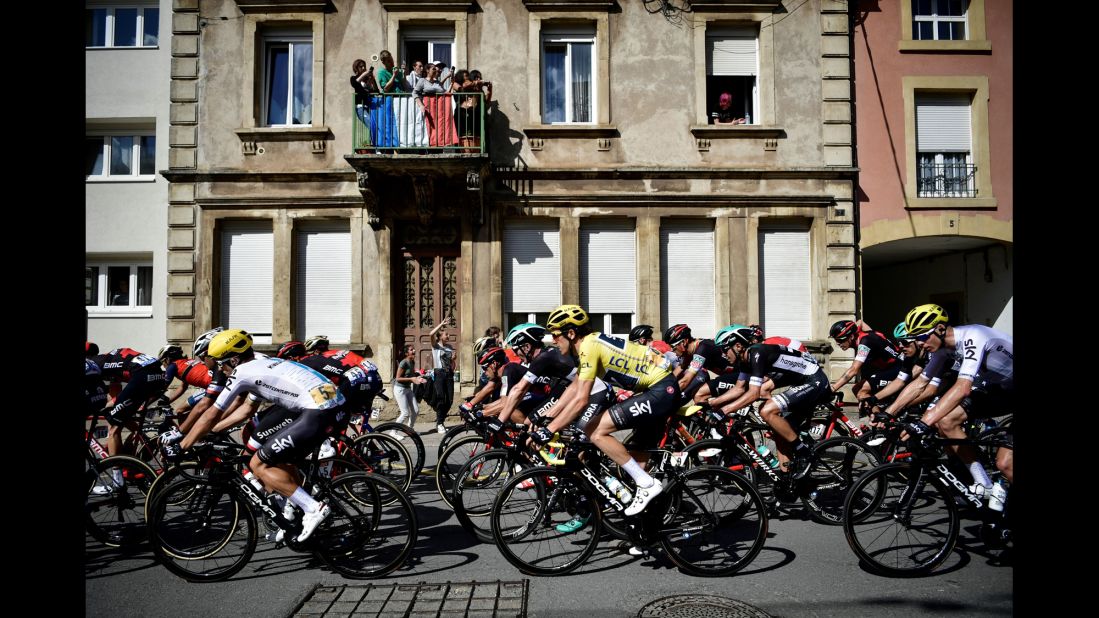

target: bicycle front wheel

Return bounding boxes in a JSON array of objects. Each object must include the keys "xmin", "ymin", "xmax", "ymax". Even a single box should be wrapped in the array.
[
  {"xmin": 452, "ymin": 449, "xmax": 519, "ymax": 543},
  {"xmin": 659, "ymin": 465, "xmax": 769, "ymax": 577},
  {"xmin": 86, "ymin": 455, "xmax": 158, "ymax": 549},
  {"xmin": 842, "ymin": 462, "xmax": 959, "ymax": 576},
  {"xmin": 373, "ymin": 422, "xmax": 426, "ymax": 479},
  {"xmin": 490, "ymin": 467, "xmax": 602, "ymax": 576},
  {"xmin": 348, "ymin": 433, "xmax": 413, "ymax": 501},
  {"xmin": 436, "ymin": 435, "xmax": 492, "ymax": 507},
  {"xmin": 801, "ymin": 436, "xmax": 881, "ymax": 525},
  {"xmin": 314, "ymin": 472, "xmax": 418, "ymax": 578}
]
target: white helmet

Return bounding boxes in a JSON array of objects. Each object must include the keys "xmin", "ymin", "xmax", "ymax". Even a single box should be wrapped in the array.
[{"xmin": 193, "ymin": 326, "xmax": 226, "ymax": 357}]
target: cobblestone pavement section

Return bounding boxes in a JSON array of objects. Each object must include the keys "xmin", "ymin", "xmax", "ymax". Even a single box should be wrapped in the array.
[{"xmin": 292, "ymin": 580, "xmax": 528, "ymax": 618}]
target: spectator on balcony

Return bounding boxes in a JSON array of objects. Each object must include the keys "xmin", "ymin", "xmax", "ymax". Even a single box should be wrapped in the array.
[
  {"xmin": 713, "ymin": 92, "xmax": 746, "ymax": 125},
  {"xmin": 406, "ymin": 60, "xmax": 426, "ymax": 91},
  {"xmin": 413, "ymin": 64, "xmax": 455, "ymax": 147},
  {"xmin": 351, "ymin": 59, "xmax": 380, "ymax": 151},
  {"xmin": 376, "ymin": 50, "xmax": 406, "ymax": 93},
  {"xmin": 437, "ymin": 62, "xmax": 453, "ymax": 90},
  {"xmin": 453, "ymin": 69, "xmax": 492, "ymax": 150}
]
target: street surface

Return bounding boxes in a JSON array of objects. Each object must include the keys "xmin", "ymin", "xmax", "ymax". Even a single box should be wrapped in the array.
[{"xmin": 86, "ymin": 421, "xmax": 1013, "ymax": 617}]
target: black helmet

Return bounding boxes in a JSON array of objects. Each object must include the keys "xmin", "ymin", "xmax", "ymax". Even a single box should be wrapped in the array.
[
  {"xmin": 629, "ymin": 324, "xmax": 654, "ymax": 342},
  {"xmin": 157, "ymin": 344, "xmax": 184, "ymax": 362},
  {"xmin": 829, "ymin": 320, "xmax": 858, "ymax": 342},
  {"xmin": 663, "ymin": 324, "xmax": 692, "ymax": 346}
]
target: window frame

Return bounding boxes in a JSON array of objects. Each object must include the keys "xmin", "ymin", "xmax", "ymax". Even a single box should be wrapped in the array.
[
  {"xmin": 85, "ymin": 260, "xmax": 154, "ymax": 317},
  {"xmin": 261, "ymin": 33, "xmax": 314, "ymax": 128},
  {"xmin": 540, "ymin": 31, "xmax": 597, "ymax": 125},
  {"xmin": 705, "ymin": 26, "xmax": 760, "ymax": 126},
  {"xmin": 86, "ymin": 129, "xmax": 156, "ymax": 182},
  {"xmin": 526, "ymin": 12, "xmax": 610, "ymax": 128},
  {"xmin": 85, "ymin": 4, "xmax": 159, "ymax": 49},
  {"xmin": 899, "ymin": 0, "xmax": 990, "ymax": 52},
  {"xmin": 911, "ymin": 0, "xmax": 968, "ymax": 41},
  {"xmin": 692, "ymin": 16, "xmax": 776, "ymax": 129}
]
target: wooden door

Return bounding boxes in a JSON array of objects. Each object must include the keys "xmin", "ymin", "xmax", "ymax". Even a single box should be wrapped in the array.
[{"xmin": 400, "ymin": 250, "xmax": 460, "ymax": 372}]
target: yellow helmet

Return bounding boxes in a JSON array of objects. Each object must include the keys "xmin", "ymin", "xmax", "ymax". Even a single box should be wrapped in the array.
[
  {"xmin": 207, "ymin": 329, "xmax": 254, "ymax": 361},
  {"xmin": 904, "ymin": 304, "xmax": 949, "ymax": 336},
  {"xmin": 546, "ymin": 304, "xmax": 590, "ymax": 331}
]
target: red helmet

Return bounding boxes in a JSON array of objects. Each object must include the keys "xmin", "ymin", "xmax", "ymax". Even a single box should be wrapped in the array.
[
  {"xmin": 86, "ymin": 341, "xmax": 99, "ymax": 357},
  {"xmin": 477, "ymin": 347, "xmax": 508, "ymax": 369},
  {"xmin": 276, "ymin": 341, "xmax": 307, "ymax": 360}
]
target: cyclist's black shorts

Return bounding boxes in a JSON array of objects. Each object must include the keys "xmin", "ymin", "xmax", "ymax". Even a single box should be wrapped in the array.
[
  {"xmin": 771, "ymin": 370, "xmax": 831, "ymax": 429},
  {"xmin": 865, "ymin": 365, "xmax": 902, "ymax": 394},
  {"xmin": 255, "ymin": 405, "xmax": 347, "ymax": 466},
  {"xmin": 707, "ymin": 373, "xmax": 741, "ymax": 399},
  {"xmin": 85, "ymin": 379, "xmax": 109, "ymax": 415},
  {"xmin": 573, "ymin": 387, "xmax": 616, "ymax": 433},
  {"xmin": 251, "ymin": 405, "xmax": 302, "ymax": 447},
  {"xmin": 680, "ymin": 372, "xmax": 708, "ymax": 402},
  {"xmin": 607, "ymin": 376, "xmax": 681, "ymax": 450},
  {"xmin": 105, "ymin": 367, "xmax": 168, "ymax": 426},
  {"xmin": 960, "ymin": 379, "xmax": 1013, "ymax": 420}
]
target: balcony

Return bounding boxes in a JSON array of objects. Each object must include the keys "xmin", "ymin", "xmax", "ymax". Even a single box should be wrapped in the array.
[
  {"xmin": 345, "ymin": 92, "xmax": 491, "ymax": 230},
  {"xmin": 916, "ymin": 161, "xmax": 977, "ymax": 198}
]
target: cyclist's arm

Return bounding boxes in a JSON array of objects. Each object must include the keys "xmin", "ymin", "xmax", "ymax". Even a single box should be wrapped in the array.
[
  {"xmin": 496, "ymin": 378, "xmax": 533, "ymax": 422},
  {"xmin": 883, "ymin": 374, "xmax": 930, "ymax": 416},
  {"xmin": 910, "ymin": 376, "xmax": 942, "ymax": 407},
  {"xmin": 759, "ymin": 378, "xmax": 776, "ymax": 400},
  {"xmin": 181, "ymin": 393, "xmax": 241, "ymax": 449},
  {"xmin": 482, "ymin": 397, "xmax": 507, "ymax": 416},
  {"xmin": 677, "ymin": 366, "xmax": 698, "ymax": 391},
  {"xmin": 872, "ymin": 374, "xmax": 908, "ymax": 403},
  {"xmin": 707, "ymin": 377, "xmax": 747, "ymax": 408},
  {"xmin": 720, "ymin": 383, "xmax": 761, "ymax": 415},
  {"xmin": 920, "ymin": 377, "xmax": 972, "ymax": 427},
  {"xmin": 178, "ymin": 395, "xmax": 213, "ymax": 432},
  {"xmin": 538, "ymin": 379, "xmax": 580, "ymax": 420},
  {"xmin": 832, "ymin": 358, "xmax": 864, "ymax": 392},
  {"xmin": 212, "ymin": 396, "xmax": 258, "ymax": 433},
  {"xmin": 467, "ymin": 379, "xmax": 497, "ymax": 407},
  {"xmin": 544, "ymin": 378, "xmax": 593, "ymax": 433}
]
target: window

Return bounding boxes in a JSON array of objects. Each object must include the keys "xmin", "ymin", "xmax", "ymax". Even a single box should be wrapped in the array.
[
  {"xmin": 706, "ymin": 26, "xmax": 759, "ymax": 125},
  {"xmin": 912, "ymin": 0, "xmax": 968, "ymax": 41},
  {"xmin": 263, "ymin": 31, "xmax": 313, "ymax": 126},
  {"xmin": 221, "ymin": 221, "xmax": 274, "ymax": 344},
  {"xmin": 661, "ymin": 220, "xmax": 716, "ymax": 339},
  {"xmin": 759, "ymin": 227, "xmax": 812, "ymax": 341},
  {"xmin": 580, "ymin": 220, "xmax": 636, "ymax": 338},
  {"xmin": 86, "ymin": 261, "xmax": 153, "ymax": 315},
  {"xmin": 294, "ymin": 222, "xmax": 352, "ymax": 343},
  {"xmin": 915, "ymin": 93, "xmax": 975, "ymax": 198},
  {"xmin": 85, "ymin": 5, "xmax": 159, "ymax": 48},
  {"xmin": 504, "ymin": 220, "xmax": 561, "ymax": 331},
  {"xmin": 86, "ymin": 132, "xmax": 156, "ymax": 180},
  {"xmin": 402, "ymin": 26, "xmax": 455, "ymax": 69},
  {"xmin": 541, "ymin": 25, "xmax": 595, "ymax": 124}
]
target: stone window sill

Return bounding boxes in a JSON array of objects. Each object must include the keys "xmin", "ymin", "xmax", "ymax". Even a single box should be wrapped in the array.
[
  {"xmin": 689, "ymin": 125, "xmax": 785, "ymax": 139},
  {"xmin": 522, "ymin": 124, "xmax": 618, "ymax": 139},
  {"xmin": 905, "ymin": 196, "xmax": 998, "ymax": 209},
  {"xmin": 899, "ymin": 40, "xmax": 992, "ymax": 53},
  {"xmin": 235, "ymin": 126, "xmax": 332, "ymax": 141}
]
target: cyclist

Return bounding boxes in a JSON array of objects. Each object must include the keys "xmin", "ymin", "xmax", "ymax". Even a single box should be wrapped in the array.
[
  {"xmin": 85, "ymin": 345, "xmax": 109, "ymax": 416},
  {"xmin": 716, "ymin": 332, "xmax": 833, "ymax": 479},
  {"xmin": 663, "ymin": 324, "xmax": 718, "ymax": 401},
  {"xmin": 290, "ymin": 341, "xmax": 384, "ymax": 432},
  {"xmin": 490, "ymin": 323, "xmax": 578, "ymax": 425},
  {"xmin": 303, "ymin": 335, "xmax": 330, "ymax": 355},
  {"xmin": 703, "ymin": 325, "xmax": 766, "ymax": 412},
  {"xmin": 535, "ymin": 305, "xmax": 681, "ymax": 516},
  {"xmin": 863, "ymin": 322, "xmax": 927, "ymax": 410},
  {"xmin": 829, "ymin": 319, "xmax": 902, "ymax": 402},
  {"xmin": 467, "ymin": 346, "xmax": 511, "ymax": 414},
  {"xmin": 886, "ymin": 304, "xmax": 1013, "ymax": 489},
  {"xmin": 93, "ymin": 345, "xmax": 169, "ymax": 458},
  {"xmin": 201, "ymin": 329, "xmax": 348, "ymax": 542},
  {"xmin": 159, "ymin": 344, "xmax": 213, "ymax": 412}
]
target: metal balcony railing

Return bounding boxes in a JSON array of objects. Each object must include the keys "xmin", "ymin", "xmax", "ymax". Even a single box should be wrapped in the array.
[
  {"xmin": 916, "ymin": 161, "xmax": 978, "ymax": 198},
  {"xmin": 352, "ymin": 92, "xmax": 485, "ymax": 154}
]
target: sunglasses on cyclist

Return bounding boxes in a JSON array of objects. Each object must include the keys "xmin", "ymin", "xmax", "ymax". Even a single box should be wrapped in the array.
[
  {"xmin": 914, "ymin": 331, "xmax": 938, "ymax": 342},
  {"xmin": 550, "ymin": 331, "xmax": 563, "ymax": 340}
]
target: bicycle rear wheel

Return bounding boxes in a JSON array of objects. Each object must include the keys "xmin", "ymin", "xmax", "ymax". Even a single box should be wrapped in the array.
[
  {"xmin": 490, "ymin": 467, "xmax": 602, "ymax": 576},
  {"xmin": 843, "ymin": 462, "xmax": 959, "ymax": 576},
  {"xmin": 659, "ymin": 466, "xmax": 768, "ymax": 577},
  {"xmin": 147, "ymin": 478, "xmax": 257, "ymax": 582},
  {"xmin": 348, "ymin": 433, "xmax": 413, "ymax": 501},
  {"xmin": 373, "ymin": 422, "xmax": 426, "ymax": 479},
  {"xmin": 801, "ymin": 436, "xmax": 881, "ymax": 525},
  {"xmin": 436, "ymin": 435, "xmax": 492, "ymax": 507},
  {"xmin": 314, "ymin": 472, "xmax": 418, "ymax": 578},
  {"xmin": 452, "ymin": 449, "xmax": 518, "ymax": 543},
  {"xmin": 86, "ymin": 455, "xmax": 158, "ymax": 549},
  {"xmin": 438, "ymin": 424, "xmax": 478, "ymax": 458}
]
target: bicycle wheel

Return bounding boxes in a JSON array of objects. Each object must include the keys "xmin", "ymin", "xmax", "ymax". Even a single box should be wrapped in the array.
[
  {"xmin": 348, "ymin": 433, "xmax": 413, "ymax": 501},
  {"xmin": 452, "ymin": 449, "xmax": 518, "ymax": 543},
  {"xmin": 144, "ymin": 462, "xmax": 204, "ymax": 523},
  {"xmin": 801, "ymin": 436, "xmax": 881, "ymax": 525},
  {"xmin": 438, "ymin": 424, "xmax": 478, "ymax": 458},
  {"xmin": 436, "ymin": 435, "xmax": 492, "ymax": 507},
  {"xmin": 843, "ymin": 462, "xmax": 959, "ymax": 576},
  {"xmin": 147, "ymin": 478, "xmax": 257, "ymax": 582},
  {"xmin": 373, "ymin": 422, "xmax": 426, "ymax": 479},
  {"xmin": 314, "ymin": 472, "xmax": 418, "ymax": 578},
  {"xmin": 490, "ymin": 467, "xmax": 602, "ymax": 576},
  {"xmin": 86, "ymin": 455, "xmax": 158, "ymax": 549},
  {"xmin": 659, "ymin": 465, "xmax": 769, "ymax": 577}
]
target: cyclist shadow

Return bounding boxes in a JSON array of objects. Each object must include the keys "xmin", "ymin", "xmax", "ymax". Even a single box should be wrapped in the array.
[
  {"xmin": 84, "ymin": 538, "xmax": 160, "ymax": 579},
  {"xmin": 957, "ymin": 523, "xmax": 1012, "ymax": 568},
  {"xmin": 553, "ymin": 538, "xmax": 644, "ymax": 576},
  {"xmin": 388, "ymin": 523, "xmax": 479, "ymax": 577},
  {"xmin": 632, "ymin": 543, "xmax": 797, "ymax": 577},
  {"xmin": 228, "ymin": 544, "xmax": 319, "ymax": 581}
]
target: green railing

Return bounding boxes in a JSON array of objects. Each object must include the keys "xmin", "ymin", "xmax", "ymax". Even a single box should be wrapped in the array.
[{"xmin": 352, "ymin": 92, "xmax": 485, "ymax": 154}]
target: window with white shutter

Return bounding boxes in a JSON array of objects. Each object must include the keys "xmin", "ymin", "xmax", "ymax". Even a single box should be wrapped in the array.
[
  {"xmin": 504, "ymin": 220, "xmax": 561, "ymax": 331},
  {"xmin": 661, "ymin": 220, "xmax": 716, "ymax": 339},
  {"xmin": 295, "ymin": 221, "xmax": 351, "ymax": 343},
  {"xmin": 916, "ymin": 92, "xmax": 974, "ymax": 197},
  {"xmin": 705, "ymin": 26, "xmax": 758, "ymax": 125},
  {"xmin": 220, "ymin": 221, "xmax": 274, "ymax": 344},
  {"xmin": 580, "ymin": 219, "xmax": 636, "ymax": 336},
  {"xmin": 759, "ymin": 226, "xmax": 811, "ymax": 341}
]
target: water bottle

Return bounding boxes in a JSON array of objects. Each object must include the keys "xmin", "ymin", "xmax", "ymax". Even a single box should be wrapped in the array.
[
  {"xmin": 988, "ymin": 480, "xmax": 1007, "ymax": 512},
  {"xmin": 755, "ymin": 444, "xmax": 780, "ymax": 469},
  {"xmin": 743, "ymin": 112, "xmax": 750, "ymax": 125},
  {"xmin": 604, "ymin": 475, "xmax": 633, "ymax": 505},
  {"xmin": 317, "ymin": 439, "xmax": 336, "ymax": 479}
]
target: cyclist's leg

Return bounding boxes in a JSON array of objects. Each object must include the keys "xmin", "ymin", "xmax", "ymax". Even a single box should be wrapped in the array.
[
  {"xmin": 597, "ymin": 377, "xmax": 680, "ymax": 494},
  {"xmin": 996, "ymin": 446, "xmax": 1013, "ymax": 483},
  {"xmin": 766, "ymin": 373, "xmax": 830, "ymax": 475},
  {"xmin": 104, "ymin": 380, "xmax": 145, "ymax": 457}
]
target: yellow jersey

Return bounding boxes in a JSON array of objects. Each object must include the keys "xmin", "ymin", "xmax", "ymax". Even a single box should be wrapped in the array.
[{"xmin": 576, "ymin": 333, "xmax": 671, "ymax": 391}]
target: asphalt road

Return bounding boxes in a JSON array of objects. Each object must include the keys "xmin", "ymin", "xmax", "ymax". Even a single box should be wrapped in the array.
[{"xmin": 85, "ymin": 423, "xmax": 1013, "ymax": 617}]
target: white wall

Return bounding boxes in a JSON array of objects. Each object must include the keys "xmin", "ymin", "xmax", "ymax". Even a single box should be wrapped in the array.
[{"xmin": 862, "ymin": 244, "xmax": 1013, "ymax": 333}]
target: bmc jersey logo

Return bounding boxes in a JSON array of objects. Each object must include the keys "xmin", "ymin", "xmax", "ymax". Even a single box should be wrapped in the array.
[{"xmin": 270, "ymin": 436, "xmax": 296, "ymax": 453}]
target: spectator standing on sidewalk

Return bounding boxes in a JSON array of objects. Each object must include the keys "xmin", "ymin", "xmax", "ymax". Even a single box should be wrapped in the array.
[
  {"xmin": 430, "ymin": 317, "xmax": 456, "ymax": 433},
  {"xmin": 391, "ymin": 343, "xmax": 425, "ymax": 438}
]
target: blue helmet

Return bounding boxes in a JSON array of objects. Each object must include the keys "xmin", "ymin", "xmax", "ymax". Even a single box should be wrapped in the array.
[{"xmin": 506, "ymin": 322, "xmax": 547, "ymax": 349}]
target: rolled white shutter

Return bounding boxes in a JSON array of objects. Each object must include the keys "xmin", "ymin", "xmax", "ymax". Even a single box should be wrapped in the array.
[
  {"xmin": 295, "ymin": 221, "xmax": 351, "ymax": 343},
  {"xmin": 707, "ymin": 28, "xmax": 758, "ymax": 76},
  {"xmin": 661, "ymin": 220, "xmax": 716, "ymax": 338},
  {"xmin": 504, "ymin": 220, "xmax": 561, "ymax": 313},
  {"xmin": 916, "ymin": 94, "xmax": 971, "ymax": 152},
  {"xmin": 580, "ymin": 219, "xmax": 636, "ymax": 313},
  {"xmin": 221, "ymin": 221, "xmax": 274, "ymax": 344},
  {"xmin": 759, "ymin": 228, "xmax": 811, "ymax": 341}
]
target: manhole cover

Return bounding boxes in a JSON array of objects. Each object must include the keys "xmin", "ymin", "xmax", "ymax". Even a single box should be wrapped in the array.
[
  {"xmin": 638, "ymin": 595, "xmax": 772, "ymax": 618},
  {"xmin": 291, "ymin": 580, "xmax": 528, "ymax": 617}
]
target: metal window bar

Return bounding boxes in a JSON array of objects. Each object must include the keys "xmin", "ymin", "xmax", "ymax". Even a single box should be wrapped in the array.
[
  {"xmin": 916, "ymin": 161, "xmax": 977, "ymax": 198},
  {"xmin": 353, "ymin": 92, "xmax": 485, "ymax": 154}
]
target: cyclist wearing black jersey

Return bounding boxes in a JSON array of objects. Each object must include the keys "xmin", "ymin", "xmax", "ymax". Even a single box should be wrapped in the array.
[
  {"xmin": 85, "ymin": 343, "xmax": 109, "ymax": 415},
  {"xmin": 829, "ymin": 320, "xmax": 902, "ymax": 401},
  {"xmin": 663, "ymin": 324, "xmax": 719, "ymax": 401},
  {"xmin": 158, "ymin": 344, "xmax": 214, "ymax": 412},
  {"xmin": 94, "ymin": 345, "xmax": 169, "ymax": 458},
  {"xmin": 717, "ymin": 333, "xmax": 832, "ymax": 479},
  {"xmin": 489, "ymin": 323, "xmax": 578, "ymax": 425}
]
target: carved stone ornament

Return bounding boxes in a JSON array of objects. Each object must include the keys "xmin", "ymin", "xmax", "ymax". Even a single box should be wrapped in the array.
[
  {"xmin": 357, "ymin": 172, "xmax": 381, "ymax": 228},
  {"xmin": 411, "ymin": 175, "xmax": 435, "ymax": 225}
]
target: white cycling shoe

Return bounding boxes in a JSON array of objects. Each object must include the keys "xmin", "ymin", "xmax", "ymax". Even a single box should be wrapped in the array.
[
  {"xmin": 624, "ymin": 480, "xmax": 663, "ymax": 516},
  {"xmin": 296, "ymin": 503, "xmax": 331, "ymax": 543}
]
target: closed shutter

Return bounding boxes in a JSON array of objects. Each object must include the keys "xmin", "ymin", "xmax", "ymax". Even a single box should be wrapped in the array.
[
  {"xmin": 759, "ymin": 227, "xmax": 811, "ymax": 341},
  {"xmin": 916, "ymin": 93, "xmax": 971, "ymax": 152},
  {"xmin": 580, "ymin": 219, "xmax": 636, "ymax": 313},
  {"xmin": 221, "ymin": 221, "xmax": 273, "ymax": 344},
  {"xmin": 503, "ymin": 220, "xmax": 561, "ymax": 313},
  {"xmin": 661, "ymin": 220, "xmax": 716, "ymax": 338},
  {"xmin": 295, "ymin": 221, "xmax": 351, "ymax": 343},
  {"xmin": 707, "ymin": 28, "xmax": 758, "ymax": 76}
]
